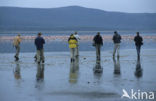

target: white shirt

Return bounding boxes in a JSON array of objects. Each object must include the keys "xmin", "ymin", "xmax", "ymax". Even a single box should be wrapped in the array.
[{"xmin": 74, "ymin": 34, "xmax": 80, "ymax": 44}]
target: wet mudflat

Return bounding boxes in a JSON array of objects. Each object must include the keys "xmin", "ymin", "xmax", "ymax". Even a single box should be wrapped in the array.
[{"xmin": 0, "ymin": 49, "xmax": 156, "ymax": 101}]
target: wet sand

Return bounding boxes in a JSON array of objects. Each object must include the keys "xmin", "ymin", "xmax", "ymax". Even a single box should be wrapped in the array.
[{"xmin": 0, "ymin": 49, "xmax": 156, "ymax": 101}]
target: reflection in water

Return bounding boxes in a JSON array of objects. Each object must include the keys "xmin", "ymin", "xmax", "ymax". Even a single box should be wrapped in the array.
[
  {"xmin": 36, "ymin": 64, "xmax": 44, "ymax": 82},
  {"xmin": 14, "ymin": 62, "xmax": 21, "ymax": 80},
  {"xmin": 113, "ymin": 57, "xmax": 121, "ymax": 75},
  {"xmin": 35, "ymin": 64, "xmax": 45, "ymax": 89},
  {"xmin": 93, "ymin": 56, "xmax": 103, "ymax": 73},
  {"xmin": 135, "ymin": 58, "xmax": 143, "ymax": 78},
  {"xmin": 69, "ymin": 56, "xmax": 79, "ymax": 84}
]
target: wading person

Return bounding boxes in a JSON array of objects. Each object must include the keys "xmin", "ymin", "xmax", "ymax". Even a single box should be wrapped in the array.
[
  {"xmin": 93, "ymin": 32, "xmax": 103, "ymax": 62},
  {"xmin": 74, "ymin": 32, "xmax": 80, "ymax": 57},
  {"xmin": 68, "ymin": 34, "xmax": 78, "ymax": 62},
  {"xmin": 13, "ymin": 34, "xmax": 21, "ymax": 61},
  {"xmin": 134, "ymin": 32, "xmax": 143, "ymax": 59},
  {"xmin": 112, "ymin": 31, "xmax": 122, "ymax": 57},
  {"xmin": 35, "ymin": 33, "xmax": 45, "ymax": 64}
]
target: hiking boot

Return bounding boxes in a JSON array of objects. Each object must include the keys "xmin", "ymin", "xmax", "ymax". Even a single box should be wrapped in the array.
[{"xmin": 14, "ymin": 56, "xmax": 19, "ymax": 61}]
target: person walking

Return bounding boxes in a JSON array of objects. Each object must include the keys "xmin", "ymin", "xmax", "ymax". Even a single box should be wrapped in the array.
[
  {"xmin": 35, "ymin": 32, "xmax": 45, "ymax": 64},
  {"xmin": 93, "ymin": 32, "xmax": 103, "ymax": 62},
  {"xmin": 112, "ymin": 31, "xmax": 122, "ymax": 57},
  {"xmin": 134, "ymin": 32, "xmax": 143, "ymax": 59},
  {"xmin": 68, "ymin": 34, "xmax": 78, "ymax": 62},
  {"xmin": 13, "ymin": 34, "xmax": 22, "ymax": 61},
  {"xmin": 74, "ymin": 32, "xmax": 80, "ymax": 57}
]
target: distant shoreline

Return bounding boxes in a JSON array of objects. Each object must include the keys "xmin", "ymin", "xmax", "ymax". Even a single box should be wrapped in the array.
[{"xmin": 0, "ymin": 35, "xmax": 156, "ymax": 41}]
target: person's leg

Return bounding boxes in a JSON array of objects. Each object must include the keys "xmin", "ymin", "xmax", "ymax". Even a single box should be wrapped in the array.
[
  {"xmin": 96, "ymin": 45, "xmax": 98, "ymax": 60},
  {"xmin": 138, "ymin": 45, "xmax": 141, "ymax": 59},
  {"xmin": 15, "ymin": 46, "xmax": 18, "ymax": 57},
  {"xmin": 70, "ymin": 48, "xmax": 74, "ymax": 62},
  {"xmin": 77, "ymin": 45, "xmax": 79, "ymax": 57},
  {"xmin": 97, "ymin": 44, "xmax": 101, "ymax": 61},
  {"xmin": 138, "ymin": 45, "xmax": 141, "ymax": 56},
  {"xmin": 73, "ymin": 48, "xmax": 76, "ymax": 61},
  {"xmin": 15, "ymin": 45, "xmax": 20, "ymax": 60},
  {"xmin": 40, "ymin": 49, "xmax": 45, "ymax": 63},
  {"xmin": 113, "ymin": 44, "xmax": 117, "ymax": 56},
  {"xmin": 37, "ymin": 50, "xmax": 41, "ymax": 63},
  {"xmin": 117, "ymin": 44, "xmax": 120, "ymax": 57},
  {"xmin": 136, "ymin": 46, "xmax": 139, "ymax": 57},
  {"xmin": 17, "ymin": 46, "xmax": 20, "ymax": 58},
  {"xmin": 75, "ymin": 46, "xmax": 78, "ymax": 57}
]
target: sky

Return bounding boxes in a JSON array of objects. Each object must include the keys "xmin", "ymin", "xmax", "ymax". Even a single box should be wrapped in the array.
[{"xmin": 0, "ymin": 0, "xmax": 156, "ymax": 13}]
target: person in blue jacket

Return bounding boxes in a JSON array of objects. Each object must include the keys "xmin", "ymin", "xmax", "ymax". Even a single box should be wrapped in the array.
[{"xmin": 35, "ymin": 32, "xmax": 45, "ymax": 64}]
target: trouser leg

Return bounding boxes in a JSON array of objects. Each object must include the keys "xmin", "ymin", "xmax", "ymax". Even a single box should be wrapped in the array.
[
  {"xmin": 37, "ymin": 50, "xmax": 41, "ymax": 63},
  {"xmin": 73, "ymin": 48, "xmax": 76, "ymax": 60},
  {"xmin": 76, "ymin": 46, "xmax": 79, "ymax": 56},
  {"xmin": 136, "ymin": 46, "xmax": 141, "ymax": 58},
  {"xmin": 40, "ymin": 49, "xmax": 45, "ymax": 62},
  {"xmin": 15, "ymin": 46, "xmax": 20, "ymax": 58},
  {"xmin": 96, "ymin": 45, "xmax": 101, "ymax": 62},
  {"xmin": 113, "ymin": 44, "xmax": 117, "ymax": 56},
  {"xmin": 96, "ymin": 45, "xmax": 98, "ymax": 60},
  {"xmin": 117, "ymin": 44, "xmax": 120, "ymax": 56},
  {"xmin": 70, "ymin": 48, "xmax": 74, "ymax": 61}
]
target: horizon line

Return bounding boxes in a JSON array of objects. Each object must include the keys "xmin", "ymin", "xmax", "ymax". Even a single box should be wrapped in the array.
[{"xmin": 0, "ymin": 5, "xmax": 155, "ymax": 14}]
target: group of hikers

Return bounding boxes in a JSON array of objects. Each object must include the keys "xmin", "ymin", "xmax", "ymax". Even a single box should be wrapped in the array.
[{"xmin": 13, "ymin": 31, "xmax": 143, "ymax": 63}]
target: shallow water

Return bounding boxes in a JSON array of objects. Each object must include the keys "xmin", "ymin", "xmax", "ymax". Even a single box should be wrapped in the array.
[{"xmin": 0, "ymin": 50, "xmax": 156, "ymax": 101}]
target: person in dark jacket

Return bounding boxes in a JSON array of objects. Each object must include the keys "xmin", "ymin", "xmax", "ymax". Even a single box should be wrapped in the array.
[
  {"xmin": 112, "ymin": 31, "xmax": 122, "ymax": 57},
  {"xmin": 93, "ymin": 32, "xmax": 103, "ymax": 62},
  {"xmin": 35, "ymin": 32, "xmax": 45, "ymax": 64},
  {"xmin": 134, "ymin": 32, "xmax": 143, "ymax": 59}
]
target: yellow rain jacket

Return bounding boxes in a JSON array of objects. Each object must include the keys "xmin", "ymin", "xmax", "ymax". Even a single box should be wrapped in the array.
[
  {"xmin": 13, "ymin": 36, "xmax": 21, "ymax": 46},
  {"xmin": 68, "ymin": 35, "xmax": 77, "ymax": 48}
]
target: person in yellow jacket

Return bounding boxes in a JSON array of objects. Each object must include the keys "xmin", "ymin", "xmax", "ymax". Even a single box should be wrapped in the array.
[
  {"xmin": 68, "ymin": 34, "xmax": 78, "ymax": 62},
  {"xmin": 13, "ymin": 34, "xmax": 21, "ymax": 61}
]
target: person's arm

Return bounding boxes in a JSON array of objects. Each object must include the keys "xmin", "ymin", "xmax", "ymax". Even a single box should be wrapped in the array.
[
  {"xmin": 141, "ymin": 37, "xmax": 143, "ymax": 42},
  {"xmin": 134, "ymin": 37, "xmax": 136, "ymax": 42},
  {"xmin": 35, "ymin": 38, "xmax": 37, "ymax": 46},
  {"xmin": 100, "ymin": 36, "xmax": 103, "ymax": 45},
  {"xmin": 68, "ymin": 37, "xmax": 71, "ymax": 42},
  {"xmin": 93, "ymin": 36, "xmax": 96, "ymax": 42},
  {"xmin": 77, "ymin": 35, "xmax": 80, "ymax": 40},
  {"xmin": 43, "ymin": 38, "xmax": 45, "ymax": 44},
  {"xmin": 112, "ymin": 36, "xmax": 115, "ymax": 41}
]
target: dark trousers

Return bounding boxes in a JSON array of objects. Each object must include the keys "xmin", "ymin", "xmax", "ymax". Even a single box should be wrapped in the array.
[{"xmin": 136, "ymin": 45, "xmax": 141, "ymax": 57}]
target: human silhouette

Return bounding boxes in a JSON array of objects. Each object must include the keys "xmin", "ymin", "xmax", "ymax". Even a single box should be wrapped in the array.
[
  {"xmin": 35, "ymin": 32, "xmax": 45, "ymax": 64},
  {"xmin": 68, "ymin": 34, "xmax": 78, "ymax": 62},
  {"xmin": 13, "ymin": 34, "xmax": 22, "ymax": 61},
  {"xmin": 112, "ymin": 31, "xmax": 122, "ymax": 57},
  {"xmin": 134, "ymin": 32, "xmax": 143, "ymax": 59},
  {"xmin": 93, "ymin": 32, "xmax": 103, "ymax": 62}
]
